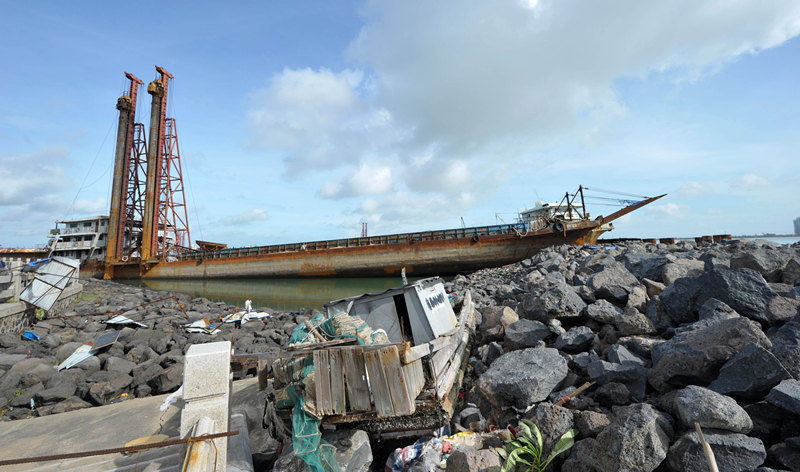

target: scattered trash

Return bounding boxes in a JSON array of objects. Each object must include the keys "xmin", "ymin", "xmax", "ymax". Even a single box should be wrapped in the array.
[
  {"xmin": 105, "ymin": 314, "xmax": 147, "ymax": 328},
  {"xmin": 165, "ymin": 256, "xmax": 178, "ymax": 262},
  {"xmin": 22, "ymin": 331, "xmax": 40, "ymax": 342},
  {"xmin": 159, "ymin": 384, "xmax": 183, "ymax": 411},
  {"xmin": 19, "ymin": 256, "xmax": 80, "ymax": 312},
  {"xmin": 56, "ymin": 332, "xmax": 121, "ymax": 371},
  {"xmin": 93, "ymin": 331, "xmax": 121, "ymax": 350},
  {"xmin": 185, "ymin": 318, "xmax": 219, "ymax": 335},
  {"xmin": 57, "ymin": 343, "xmax": 98, "ymax": 371},
  {"xmin": 221, "ymin": 310, "xmax": 272, "ymax": 324}
]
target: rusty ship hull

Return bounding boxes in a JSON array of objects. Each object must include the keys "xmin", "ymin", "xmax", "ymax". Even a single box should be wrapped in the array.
[{"xmin": 100, "ymin": 195, "xmax": 664, "ymax": 280}]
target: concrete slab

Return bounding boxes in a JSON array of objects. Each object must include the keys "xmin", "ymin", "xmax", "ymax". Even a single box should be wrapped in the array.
[{"xmin": 0, "ymin": 377, "xmax": 267, "ymax": 472}]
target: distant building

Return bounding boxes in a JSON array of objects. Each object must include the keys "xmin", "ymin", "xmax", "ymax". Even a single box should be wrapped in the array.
[
  {"xmin": 45, "ymin": 216, "xmax": 110, "ymax": 263},
  {"xmin": 795, "ymin": 217, "xmax": 800, "ymax": 236}
]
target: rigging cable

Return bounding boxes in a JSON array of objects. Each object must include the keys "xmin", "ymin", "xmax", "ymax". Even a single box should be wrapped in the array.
[
  {"xmin": 168, "ymin": 79, "xmax": 204, "ymax": 244},
  {"xmin": 582, "ymin": 187, "xmax": 648, "ymax": 199},
  {"xmin": 64, "ymin": 114, "xmax": 117, "ymax": 221}
]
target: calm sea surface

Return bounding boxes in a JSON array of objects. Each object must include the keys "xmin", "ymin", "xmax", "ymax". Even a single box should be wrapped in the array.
[{"xmin": 116, "ymin": 277, "xmax": 444, "ymax": 312}]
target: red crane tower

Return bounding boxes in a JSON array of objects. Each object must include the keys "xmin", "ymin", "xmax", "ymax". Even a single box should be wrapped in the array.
[
  {"xmin": 141, "ymin": 66, "xmax": 191, "ymax": 264},
  {"xmin": 104, "ymin": 72, "xmax": 147, "ymax": 279}
]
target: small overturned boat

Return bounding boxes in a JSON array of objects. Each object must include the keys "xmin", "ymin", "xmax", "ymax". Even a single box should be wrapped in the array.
[{"xmin": 236, "ymin": 277, "xmax": 476, "ymax": 442}]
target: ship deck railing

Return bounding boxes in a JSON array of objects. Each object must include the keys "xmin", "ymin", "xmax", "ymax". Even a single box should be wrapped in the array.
[{"xmin": 177, "ymin": 223, "xmax": 534, "ymax": 261}]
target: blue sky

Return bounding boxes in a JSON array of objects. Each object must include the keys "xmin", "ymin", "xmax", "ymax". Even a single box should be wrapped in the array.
[{"xmin": 2, "ymin": 1, "xmax": 799, "ymax": 249}]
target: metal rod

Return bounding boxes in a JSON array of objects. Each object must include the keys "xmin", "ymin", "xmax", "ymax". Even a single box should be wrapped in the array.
[{"xmin": 0, "ymin": 431, "xmax": 238, "ymax": 467}]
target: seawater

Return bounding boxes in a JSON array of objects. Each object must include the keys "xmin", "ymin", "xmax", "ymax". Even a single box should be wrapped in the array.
[{"xmin": 116, "ymin": 276, "xmax": 446, "ymax": 312}]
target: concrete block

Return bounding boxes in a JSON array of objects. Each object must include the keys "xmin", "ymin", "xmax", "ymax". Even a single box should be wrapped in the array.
[
  {"xmin": 181, "ymin": 341, "xmax": 232, "ymax": 472},
  {"xmin": 183, "ymin": 341, "xmax": 233, "ymax": 400}
]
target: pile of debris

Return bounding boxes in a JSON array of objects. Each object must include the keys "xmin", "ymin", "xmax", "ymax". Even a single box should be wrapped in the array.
[{"xmin": 0, "ymin": 278, "xmax": 307, "ymax": 421}]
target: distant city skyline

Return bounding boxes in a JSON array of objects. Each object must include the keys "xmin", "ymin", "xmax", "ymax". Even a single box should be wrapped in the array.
[
  {"xmin": 1, "ymin": 2, "xmax": 799, "ymax": 248},
  {"xmin": 794, "ymin": 217, "xmax": 800, "ymax": 236}
]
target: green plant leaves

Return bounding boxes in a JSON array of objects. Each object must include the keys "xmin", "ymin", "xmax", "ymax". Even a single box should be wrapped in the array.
[
  {"xmin": 494, "ymin": 422, "xmax": 579, "ymax": 472},
  {"xmin": 542, "ymin": 428, "xmax": 578, "ymax": 468}
]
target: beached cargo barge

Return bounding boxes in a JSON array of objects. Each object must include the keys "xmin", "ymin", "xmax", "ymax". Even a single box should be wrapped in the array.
[{"xmin": 105, "ymin": 194, "xmax": 663, "ymax": 280}]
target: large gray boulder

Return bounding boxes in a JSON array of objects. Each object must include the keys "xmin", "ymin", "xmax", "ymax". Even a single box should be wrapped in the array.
[
  {"xmin": 660, "ymin": 268, "xmax": 777, "ymax": 325},
  {"xmin": 480, "ymin": 306, "xmax": 519, "ymax": 341},
  {"xmin": 608, "ymin": 344, "xmax": 647, "ymax": 366},
  {"xmin": 674, "ymin": 385, "xmax": 753, "ymax": 433},
  {"xmin": 783, "ymin": 257, "xmax": 800, "ymax": 286},
  {"xmin": 731, "ymin": 244, "xmax": 793, "ymax": 283},
  {"xmin": 524, "ymin": 402, "xmax": 574, "ymax": 455},
  {"xmin": 521, "ymin": 273, "xmax": 587, "ymax": 322},
  {"xmin": 555, "ymin": 326, "xmax": 595, "ymax": 354},
  {"xmin": 592, "ymin": 404, "xmax": 673, "ymax": 472},
  {"xmin": 587, "ymin": 361, "xmax": 647, "ymax": 400},
  {"xmin": 445, "ymin": 450, "xmax": 501, "ymax": 472},
  {"xmin": 586, "ymin": 299, "xmax": 623, "ymax": 324},
  {"xmin": 478, "ymin": 347, "xmax": 568, "ymax": 409},
  {"xmin": 765, "ymin": 296, "xmax": 800, "ymax": 326},
  {"xmin": 622, "ymin": 253, "xmax": 674, "ymax": 282},
  {"xmin": 708, "ymin": 343, "xmax": 792, "ymax": 399},
  {"xmin": 561, "ymin": 438, "xmax": 597, "ymax": 472},
  {"xmin": 666, "ymin": 430, "xmax": 766, "ymax": 472},
  {"xmin": 770, "ymin": 314, "xmax": 800, "ymax": 378},
  {"xmin": 661, "ymin": 259, "xmax": 705, "ymax": 287},
  {"xmin": 504, "ymin": 319, "xmax": 550, "ymax": 351},
  {"xmin": 615, "ymin": 307, "xmax": 656, "ymax": 336},
  {"xmin": 765, "ymin": 379, "xmax": 800, "ymax": 416},
  {"xmin": 587, "ymin": 263, "xmax": 640, "ymax": 304},
  {"xmin": 649, "ymin": 317, "xmax": 771, "ymax": 393}
]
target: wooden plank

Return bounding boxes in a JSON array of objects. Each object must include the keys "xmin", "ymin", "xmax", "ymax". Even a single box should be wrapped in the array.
[
  {"xmin": 363, "ymin": 349, "xmax": 394, "ymax": 417},
  {"xmin": 314, "ymin": 350, "xmax": 333, "ymax": 415},
  {"xmin": 381, "ymin": 346, "xmax": 415, "ymax": 416},
  {"xmin": 437, "ymin": 336, "xmax": 468, "ymax": 400},
  {"xmin": 343, "ymin": 349, "xmax": 372, "ymax": 412},
  {"xmin": 431, "ymin": 339, "xmax": 458, "ymax": 378},
  {"xmin": 329, "ymin": 349, "xmax": 346, "ymax": 415},
  {"xmin": 402, "ymin": 335, "xmax": 454, "ymax": 363},
  {"xmin": 257, "ymin": 359, "xmax": 270, "ymax": 391},
  {"xmin": 402, "ymin": 358, "xmax": 424, "ymax": 399}
]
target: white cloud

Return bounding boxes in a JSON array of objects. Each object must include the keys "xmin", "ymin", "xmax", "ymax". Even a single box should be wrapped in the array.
[
  {"xmin": 72, "ymin": 198, "xmax": 108, "ymax": 214},
  {"xmin": 221, "ymin": 209, "xmax": 268, "ymax": 225},
  {"xmin": 648, "ymin": 203, "xmax": 689, "ymax": 218},
  {"xmin": 730, "ymin": 173, "xmax": 770, "ymax": 191},
  {"xmin": 678, "ymin": 181, "xmax": 712, "ymax": 198},
  {"xmin": 318, "ymin": 162, "xmax": 394, "ymax": 199},
  {"xmin": 246, "ymin": 1, "xmax": 800, "ymax": 227},
  {"xmin": 0, "ymin": 146, "xmax": 71, "ymax": 206}
]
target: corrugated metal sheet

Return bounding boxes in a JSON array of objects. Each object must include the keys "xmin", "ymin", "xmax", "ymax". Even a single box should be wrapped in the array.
[
  {"xmin": 19, "ymin": 256, "xmax": 79, "ymax": 311},
  {"xmin": 57, "ymin": 343, "xmax": 96, "ymax": 371}
]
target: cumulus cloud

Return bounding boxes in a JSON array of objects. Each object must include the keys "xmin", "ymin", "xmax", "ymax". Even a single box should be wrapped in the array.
[
  {"xmin": 648, "ymin": 203, "xmax": 689, "ymax": 218},
  {"xmin": 72, "ymin": 198, "xmax": 108, "ymax": 214},
  {"xmin": 678, "ymin": 181, "xmax": 712, "ymax": 198},
  {"xmin": 222, "ymin": 209, "xmax": 268, "ymax": 225},
  {"xmin": 0, "ymin": 146, "xmax": 71, "ymax": 206},
  {"xmin": 730, "ymin": 173, "xmax": 770, "ymax": 191},
  {"xmin": 318, "ymin": 162, "xmax": 394, "ymax": 199},
  {"xmin": 246, "ymin": 0, "xmax": 800, "ymax": 226}
]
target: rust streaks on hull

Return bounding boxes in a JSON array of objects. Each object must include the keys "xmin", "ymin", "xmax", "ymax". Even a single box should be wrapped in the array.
[{"xmin": 114, "ymin": 223, "xmax": 604, "ymax": 279}]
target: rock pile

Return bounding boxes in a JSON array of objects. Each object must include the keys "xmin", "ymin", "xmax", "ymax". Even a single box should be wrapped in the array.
[
  {"xmin": 0, "ymin": 278, "xmax": 305, "ymax": 421},
  {"xmin": 443, "ymin": 238, "xmax": 800, "ymax": 472}
]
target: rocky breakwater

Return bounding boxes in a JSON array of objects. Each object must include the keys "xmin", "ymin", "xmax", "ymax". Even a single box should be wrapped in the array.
[
  {"xmin": 440, "ymin": 238, "xmax": 800, "ymax": 472},
  {"xmin": 0, "ymin": 278, "xmax": 306, "ymax": 422}
]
